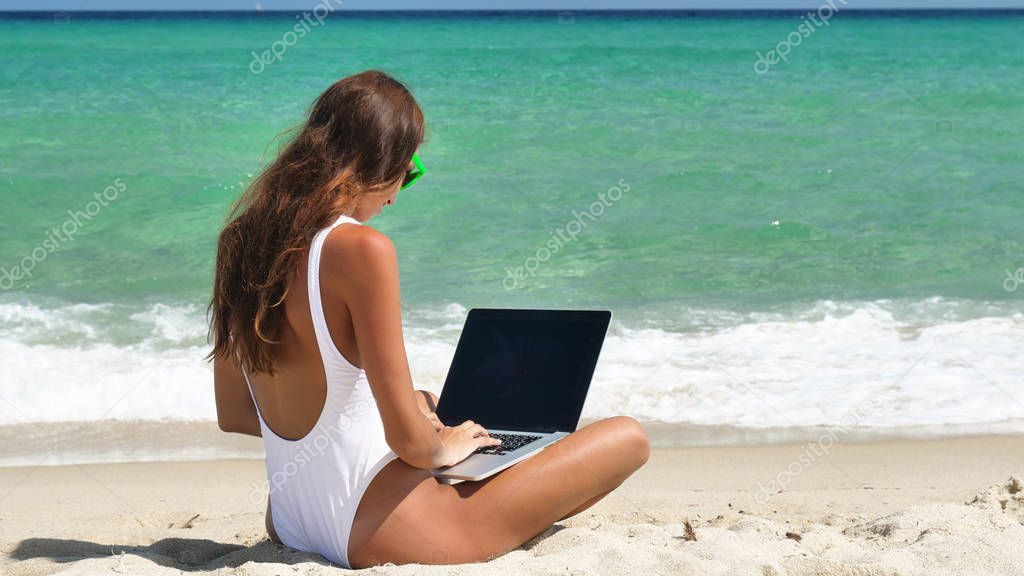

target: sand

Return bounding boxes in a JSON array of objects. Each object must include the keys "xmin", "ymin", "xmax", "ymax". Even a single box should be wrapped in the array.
[{"xmin": 2, "ymin": 435, "xmax": 1024, "ymax": 575}]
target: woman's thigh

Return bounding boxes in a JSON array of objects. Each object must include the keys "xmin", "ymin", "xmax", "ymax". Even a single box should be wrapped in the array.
[{"xmin": 348, "ymin": 416, "xmax": 649, "ymax": 568}]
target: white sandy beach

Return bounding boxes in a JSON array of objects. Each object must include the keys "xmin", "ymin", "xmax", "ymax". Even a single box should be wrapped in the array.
[{"xmin": 2, "ymin": 434, "xmax": 1024, "ymax": 575}]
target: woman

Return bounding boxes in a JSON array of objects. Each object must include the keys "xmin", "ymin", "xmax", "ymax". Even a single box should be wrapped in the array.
[{"xmin": 208, "ymin": 70, "xmax": 650, "ymax": 568}]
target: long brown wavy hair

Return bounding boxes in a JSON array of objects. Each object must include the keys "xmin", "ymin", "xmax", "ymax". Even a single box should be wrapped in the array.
[{"xmin": 207, "ymin": 70, "xmax": 425, "ymax": 375}]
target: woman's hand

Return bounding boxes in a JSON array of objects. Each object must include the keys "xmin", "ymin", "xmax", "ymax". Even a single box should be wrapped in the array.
[{"xmin": 436, "ymin": 420, "xmax": 503, "ymax": 467}]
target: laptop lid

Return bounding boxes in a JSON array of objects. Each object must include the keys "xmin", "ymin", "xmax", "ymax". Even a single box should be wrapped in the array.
[{"xmin": 435, "ymin": 308, "xmax": 611, "ymax": 434}]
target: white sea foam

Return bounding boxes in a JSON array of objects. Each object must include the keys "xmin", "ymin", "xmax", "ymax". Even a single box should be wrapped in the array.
[
  {"xmin": 1, "ymin": 299, "xmax": 1022, "ymax": 437},
  {"xmin": 591, "ymin": 304, "xmax": 1024, "ymax": 430}
]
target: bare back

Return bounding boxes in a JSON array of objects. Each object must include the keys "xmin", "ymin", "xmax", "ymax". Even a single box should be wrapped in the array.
[{"xmin": 246, "ymin": 224, "xmax": 370, "ymax": 441}]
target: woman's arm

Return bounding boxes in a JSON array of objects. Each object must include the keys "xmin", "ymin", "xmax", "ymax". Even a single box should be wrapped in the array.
[
  {"xmin": 322, "ymin": 225, "xmax": 446, "ymax": 469},
  {"xmin": 213, "ymin": 355, "xmax": 262, "ymax": 437},
  {"xmin": 416, "ymin": 390, "xmax": 443, "ymax": 431}
]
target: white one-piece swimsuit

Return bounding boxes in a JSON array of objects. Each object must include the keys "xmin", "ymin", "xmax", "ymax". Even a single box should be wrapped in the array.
[{"xmin": 240, "ymin": 213, "xmax": 400, "ymax": 568}]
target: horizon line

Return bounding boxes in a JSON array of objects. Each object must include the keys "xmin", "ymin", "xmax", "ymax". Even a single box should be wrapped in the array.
[{"xmin": 3, "ymin": 7, "xmax": 1024, "ymax": 12}]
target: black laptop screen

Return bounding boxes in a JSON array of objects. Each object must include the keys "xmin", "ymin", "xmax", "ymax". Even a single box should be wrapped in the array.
[{"xmin": 435, "ymin": 309, "xmax": 611, "ymax": 434}]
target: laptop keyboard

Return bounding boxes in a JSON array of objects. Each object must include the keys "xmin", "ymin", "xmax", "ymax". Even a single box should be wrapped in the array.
[{"xmin": 472, "ymin": 432, "xmax": 544, "ymax": 456}]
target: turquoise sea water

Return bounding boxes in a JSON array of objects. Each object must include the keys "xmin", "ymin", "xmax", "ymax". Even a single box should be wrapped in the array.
[{"xmin": 1, "ymin": 12, "xmax": 1023, "ymax": 446}]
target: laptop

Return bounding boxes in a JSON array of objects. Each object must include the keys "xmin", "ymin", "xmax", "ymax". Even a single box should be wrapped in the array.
[{"xmin": 429, "ymin": 308, "xmax": 612, "ymax": 484}]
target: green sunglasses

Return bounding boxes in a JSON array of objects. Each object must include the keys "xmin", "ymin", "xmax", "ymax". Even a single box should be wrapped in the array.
[{"xmin": 400, "ymin": 153, "xmax": 426, "ymax": 190}]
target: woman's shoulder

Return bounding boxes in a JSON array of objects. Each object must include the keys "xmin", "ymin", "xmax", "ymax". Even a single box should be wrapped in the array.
[
  {"xmin": 322, "ymin": 220, "xmax": 394, "ymax": 255},
  {"xmin": 320, "ymin": 222, "xmax": 397, "ymax": 278}
]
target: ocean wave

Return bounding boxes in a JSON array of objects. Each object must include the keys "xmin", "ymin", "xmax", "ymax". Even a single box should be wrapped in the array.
[{"xmin": 1, "ymin": 298, "xmax": 1022, "ymax": 433}]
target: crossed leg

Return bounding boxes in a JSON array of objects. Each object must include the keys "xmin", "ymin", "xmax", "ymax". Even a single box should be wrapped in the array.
[{"xmin": 347, "ymin": 415, "xmax": 650, "ymax": 567}]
